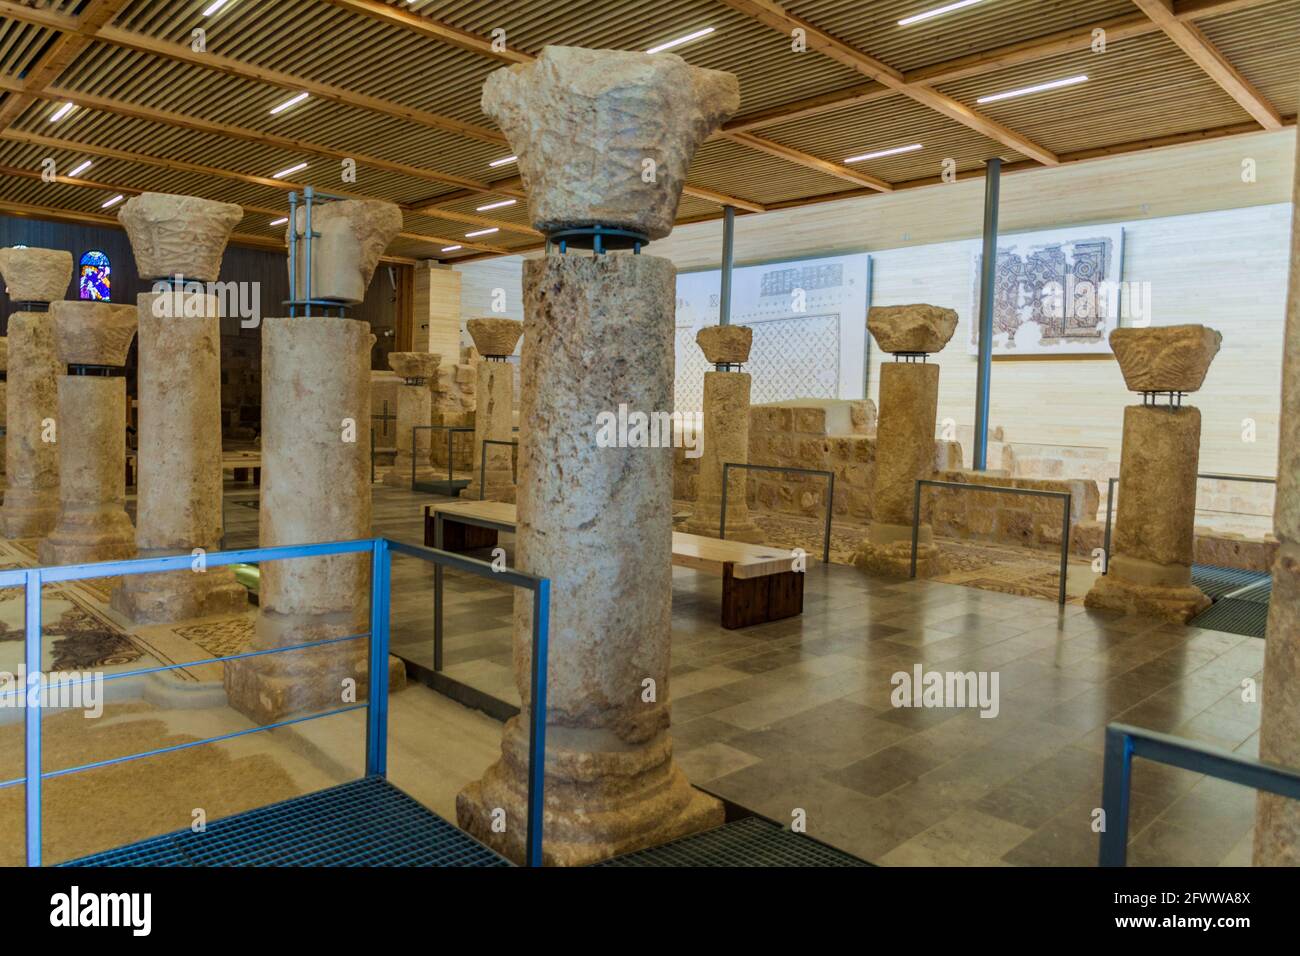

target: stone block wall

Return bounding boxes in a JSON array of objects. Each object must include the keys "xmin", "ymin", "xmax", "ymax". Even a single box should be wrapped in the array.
[
  {"xmin": 431, "ymin": 345, "xmax": 477, "ymax": 471},
  {"xmin": 926, "ymin": 469, "xmax": 1100, "ymax": 552}
]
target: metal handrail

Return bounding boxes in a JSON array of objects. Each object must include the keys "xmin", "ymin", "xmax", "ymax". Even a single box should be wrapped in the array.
[
  {"xmin": 909, "ymin": 478, "xmax": 1073, "ymax": 606},
  {"xmin": 7, "ymin": 536, "xmax": 552, "ymax": 868},
  {"xmin": 719, "ymin": 462, "xmax": 834, "ymax": 564},
  {"xmin": 1100, "ymin": 722, "xmax": 1300, "ymax": 866},
  {"xmin": 479, "ymin": 438, "xmax": 519, "ymax": 499}
]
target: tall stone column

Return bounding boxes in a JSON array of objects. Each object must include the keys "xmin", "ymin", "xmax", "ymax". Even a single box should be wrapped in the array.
[
  {"xmin": 39, "ymin": 302, "xmax": 137, "ymax": 566},
  {"xmin": 0, "ymin": 338, "xmax": 7, "ymax": 483},
  {"xmin": 111, "ymin": 193, "xmax": 247, "ymax": 623},
  {"xmin": 1256, "ymin": 115, "xmax": 1300, "ymax": 865},
  {"xmin": 854, "ymin": 304, "xmax": 957, "ymax": 577},
  {"xmin": 226, "ymin": 198, "xmax": 402, "ymax": 724},
  {"xmin": 382, "ymin": 352, "xmax": 439, "ymax": 487},
  {"xmin": 464, "ymin": 318, "xmax": 522, "ymax": 502},
  {"xmin": 456, "ymin": 45, "xmax": 739, "ymax": 865},
  {"xmin": 684, "ymin": 325, "xmax": 761, "ymax": 541},
  {"xmin": 0, "ymin": 247, "xmax": 72, "ymax": 539},
  {"xmin": 1085, "ymin": 325, "xmax": 1220, "ymax": 623}
]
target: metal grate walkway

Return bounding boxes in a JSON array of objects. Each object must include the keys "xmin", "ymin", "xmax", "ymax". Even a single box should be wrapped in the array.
[
  {"xmin": 60, "ymin": 777, "xmax": 509, "ymax": 867},
  {"xmin": 1189, "ymin": 564, "xmax": 1271, "ymax": 639},
  {"xmin": 597, "ymin": 816, "xmax": 871, "ymax": 867}
]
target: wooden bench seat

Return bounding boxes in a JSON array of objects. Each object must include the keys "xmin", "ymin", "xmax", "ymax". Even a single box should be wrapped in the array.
[{"xmin": 424, "ymin": 500, "xmax": 806, "ymax": 629}]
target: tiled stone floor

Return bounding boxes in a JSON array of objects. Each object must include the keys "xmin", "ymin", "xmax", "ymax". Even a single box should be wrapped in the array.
[{"xmin": 226, "ymin": 482, "xmax": 1267, "ymax": 866}]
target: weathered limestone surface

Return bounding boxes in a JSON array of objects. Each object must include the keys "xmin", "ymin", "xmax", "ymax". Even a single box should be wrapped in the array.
[
  {"xmin": 457, "ymin": 254, "xmax": 723, "ymax": 865},
  {"xmin": 481, "ymin": 46, "xmax": 739, "ymax": 240},
  {"xmin": 0, "ymin": 247, "xmax": 72, "ymax": 300},
  {"xmin": 383, "ymin": 352, "xmax": 439, "ymax": 487},
  {"xmin": 287, "ymin": 200, "xmax": 402, "ymax": 304},
  {"xmin": 855, "ymin": 362, "xmax": 942, "ymax": 577},
  {"xmin": 118, "ymin": 193, "xmax": 242, "ymax": 281},
  {"xmin": 868, "ymin": 304, "xmax": 958, "ymax": 354},
  {"xmin": 696, "ymin": 324, "xmax": 752, "ymax": 365},
  {"xmin": 1255, "ymin": 113, "xmax": 1300, "ymax": 865},
  {"xmin": 684, "ymin": 370, "xmax": 761, "ymax": 541},
  {"xmin": 1085, "ymin": 405, "xmax": 1210, "ymax": 621},
  {"xmin": 112, "ymin": 291, "xmax": 245, "ymax": 622},
  {"xmin": 0, "ymin": 339, "xmax": 7, "ymax": 478},
  {"xmin": 226, "ymin": 317, "xmax": 385, "ymax": 722},
  {"xmin": 467, "ymin": 317, "xmax": 523, "ymax": 357},
  {"xmin": 1110, "ymin": 324, "xmax": 1222, "ymax": 393},
  {"xmin": 464, "ymin": 358, "xmax": 516, "ymax": 502},
  {"xmin": 40, "ymin": 302, "xmax": 137, "ymax": 566},
  {"xmin": 0, "ymin": 247, "xmax": 71, "ymax": 538}
]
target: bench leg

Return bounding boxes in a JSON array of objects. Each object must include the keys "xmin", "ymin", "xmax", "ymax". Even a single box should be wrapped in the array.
[{"xmin": 720, "ymin": 566, "xmax": 805, "ymax": 630}]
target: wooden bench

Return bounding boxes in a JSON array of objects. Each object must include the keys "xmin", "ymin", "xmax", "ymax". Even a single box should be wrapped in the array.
[{"xmin": 424, "ymin": 500, "xmax": 806, "ymax": 629}]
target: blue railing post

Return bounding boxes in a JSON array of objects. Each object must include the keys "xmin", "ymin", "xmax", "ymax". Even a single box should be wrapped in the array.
[
  {"xmin": 1099, "ymin": 726, "xmax": 1133, "ymax": 866},
  {"xmin": 366, "ymin": 538, "xmax": 391, "ymax": 778},
  {"xmin": 525, "ymin": 577, "xmax": 550, "ymax": 868},
  {"xmin": 24, "ymin": 568, "xmax": 42, "ymax": 867}
]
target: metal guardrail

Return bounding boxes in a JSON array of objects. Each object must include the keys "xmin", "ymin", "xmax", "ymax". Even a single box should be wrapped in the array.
[
  {"xmin": 909, "ymin": 478, "xmax": 1072, "ymax": 606},
  {"xmin": 0, "ymin": 536, "xmax": 552, "ymax": 868},
  {"xmin": 1099, "ymin": 722, "xmax": 1300, "ymax": 866},
  {"xmin": 479, "ymin": 438, "xmax": 519, "ymax": 499},
  {"xmin": 719, "ymin": 462, "xmax": 834, "ymax": 564},
  {"xmin": 1102, "ymin": 472, "xmax": 1277, "ymax": 574}
]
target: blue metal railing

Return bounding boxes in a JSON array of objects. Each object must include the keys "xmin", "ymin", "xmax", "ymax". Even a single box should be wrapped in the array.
[
  {"xmin": 1, "ymin": 536, "xmax": 551, "ymax": 868},
  {"xmin": 1099, "ymin": 722, "xmax": 1300, "ymax": 866}
]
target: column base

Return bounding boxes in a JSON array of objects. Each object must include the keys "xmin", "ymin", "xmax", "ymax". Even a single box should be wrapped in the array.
[
  {"xmin": 455, "ymin": 718, "xmax": 724, "ymax": 866},
  {"xmin": 111, "ymin": 560, "xmax": 248, "ymax": 624},
  {"xmin": 1084, "ymin": 573, "xmax": 1210, "ymax": 623},
  {"xmin": 682, "ymin": 495, "xmax": 764, "ymax": 543},
  {"xmin": 1, "ymin": 488, "xmax": 59, "ymax": 539},
  {"xmin": 383, "ymin": 463, "xmax": 438, "ymax": 487},
  {"xmin": 465, "ymin": 470, "xmax": 516, "ymax": 502},
  {"xmin": 38, "ymin": 529, "xmax": 135, "ymax": 567},
  {"xmin": 855, "ymin": 522, "xmax": 941, "ymax": 578}
]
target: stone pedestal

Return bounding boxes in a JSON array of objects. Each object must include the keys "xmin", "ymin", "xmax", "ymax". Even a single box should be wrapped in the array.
[
  {"xmin": 111, "ymin": 193, "xmax": 246, "ymax": 623},
  {"xmin": 464, "ymin": 318, "xmax": 522, "ymax": 502},
  {"xmin": 0, "ymin": 247, "xmax": 72, "ymax": 539},
  {"xmin": 225, "ymin": 317, "xmax": 377, "ymax": 722},
  {"xmin": 1256, "ymin": 113, "xmax": 1300, "ymax": 865},
  {"xmin": 39, "ymin": 301, "xmax": 137, "ymax": 566},
  {"xmin": 457, "ymin": 46, "xmax": 738, "ymax": 865},
  {"xmin": 854, "ymin": 305, "xmax": 957, "ymax": 578},
  {"xmin": 383, "ymin": 352, "xmax": 440, "ymax": 488},
  {"xmin": 684, "ymin": 324, "xmax": 761, "ymax": 541},
  {"xmin": 1084, "ymin": 324, "xmax": 1221, "ymax": 623},
  {"xmin": 0, "ymin": 339, "xmax": 6, "ymax": 480}
]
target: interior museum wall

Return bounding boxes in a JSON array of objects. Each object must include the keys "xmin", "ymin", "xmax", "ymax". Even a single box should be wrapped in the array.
[{"xmin": 1, "ymin": 215, "xmax": 401, "ymax": 442}]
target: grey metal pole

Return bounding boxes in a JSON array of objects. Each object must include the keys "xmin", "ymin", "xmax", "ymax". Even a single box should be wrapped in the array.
[
  {"xmin": 719, "ymin": 204, "xmax": 735, "ymax": 326},
  {"xmin": 973, "ymin": 158, "xmax": 1001, "ymax": 472}
]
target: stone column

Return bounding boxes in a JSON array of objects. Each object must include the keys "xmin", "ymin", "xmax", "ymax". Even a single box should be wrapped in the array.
[
  {"xmin": 854, "ymin": 305, "xmax": 957, "ymax": 577},
  {"xmin": 110, "ymin": 193, "xmax": 247, "ymax": 623},
  {"xmin": 39, "ymin": 302, "xmax": 137, "ymax": 565},
  {"xmin": 226, "ymin": 198, "xmax": 402, "ymax": 724},
  {"xmin": 0, "ymin": 338, "xmax": 7, "ymax": 482},
  {"xmin": 683, "ymin": 325, "xmax": 761, "ymax": 541},
  {"xmin": 1256, "ymin": 115, "xmax": 1300, "ymax": 865},
  {"xmin": 0, "ymin": 247, "xmax": 72, "ymax": 539},
  {"xmin": 1085, "ymin": 325, "xmax": 1220, "ymax": 623},
  {"xmin": 382, "ymin": 352, "xmax": 440, "ymax": 487},
  {"xmin": 464, "ymin": 318, "xmax": 522, "ymax": 502},
  {"xmin": 456, "ymin": 45, "xmax": 739, "ymax": 866}
]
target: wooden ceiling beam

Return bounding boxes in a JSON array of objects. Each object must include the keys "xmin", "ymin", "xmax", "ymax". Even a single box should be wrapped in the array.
[
  {"xmin": 1131, "ymin": 0, "xmax": 1282, "ymax": 130},
  {"xmin": 716, "ymin": 0, "xmax": 1059, "ymax": 165},
  {"xmin": 318, "ymin": 0, "xmax": 530, "ymax": 65},
  {"xmin": 721, "ymin": 131, "xmax": 892, "ymax": 191}
]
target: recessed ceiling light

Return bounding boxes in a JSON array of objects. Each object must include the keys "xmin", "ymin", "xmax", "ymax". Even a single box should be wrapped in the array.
[
  {"xmin": 845, "ymin": 143, "xmax": 923, "ymax": 163},
  {"xmin": 465, "ymin": 228, "xmax": 499, "ymax": 238},
  {"xmin": 441, "ymin": 245, "xmax": 462, "ymax": 252},
  {"xmin": 203, "ymin": 0, "xmax": 231, "ymax": 15},
  {"xmin": 898, "ymin": 0, "xmax": 982, "ymax": 27},
  {"xmin": 977, "ymin": 74, "xmax": 1088, "ymax": 104},
  {"xmin": 67, "ymin": 160, "xmax": 92, "ymax": 178},
  {"xmin": 270, "ymin": 91, "xmax": 309, "ymax": 115},
  {"xmin": 647, "ymin": 27, "xmax": 716, "ymax": 55},
  {"xmin": 49, "ymin": 102, "xmax": 74, "ymax": 123},
  {"xmin": 270, "ymin": 217, "xmax": 288, "ymax": 226},
  {"xmin": 488, "ymin": 155, "xmax": 517, "ymax": 168},
  {"xmin": 101, "ymin": 194, "xmax": 124, "ymax": 209},
  {"xmin": 272, "ymin": 162, "xmax": 308, "ymax": 179},
  {"xmin": 476, "ymin": 199, "xmax": 516, "ymax": 211}
]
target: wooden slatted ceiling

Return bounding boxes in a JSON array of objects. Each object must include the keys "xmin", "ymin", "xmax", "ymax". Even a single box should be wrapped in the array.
[{"xmin": 0, "ymin": 0, "xmax": 1296, "ymax": 265}]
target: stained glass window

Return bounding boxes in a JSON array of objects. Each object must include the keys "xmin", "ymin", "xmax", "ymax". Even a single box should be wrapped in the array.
[{"xmin": 79, "ymin": 250, "xmax": 110, "ymax": 301}]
